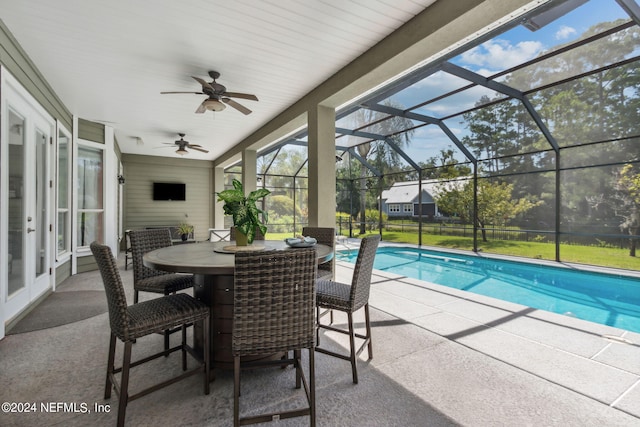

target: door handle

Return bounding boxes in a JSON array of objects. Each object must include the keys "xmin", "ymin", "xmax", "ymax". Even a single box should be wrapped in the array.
[{"xmin": 27, "ymin": 228, "xmax": 36, "ymax": 233}]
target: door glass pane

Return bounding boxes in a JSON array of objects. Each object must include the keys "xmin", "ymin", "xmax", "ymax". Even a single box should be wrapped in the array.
[
  {"xmin": 77, "ymin": 212, "xmax": 104, "ymax": 246},
  {"xmin": 77, "ymin": 146, "xmax": 104, "ymax": 247},
  {"xmin": 35, "ymin": 128, "xmax": 47, "ymax": 277},
  {"xmin": 57, "ymin": 129, "xmax": 70, "ymax": 254},
  {"xmin": 8, "ymin": 109, "xmax": 25, "ymax": 296},
  {"xmin": 57, "ymin": 212, "xmax": 68, "ymax": 253}
]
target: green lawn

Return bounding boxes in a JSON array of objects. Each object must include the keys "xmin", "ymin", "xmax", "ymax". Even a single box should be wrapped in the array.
[
  {"xmin": 361, "ymin": 231, "xmax": 640, "ymax": 271},
  {"xmin": 267, "ymin": 229, "xmax": 640, "ymax": 271}
]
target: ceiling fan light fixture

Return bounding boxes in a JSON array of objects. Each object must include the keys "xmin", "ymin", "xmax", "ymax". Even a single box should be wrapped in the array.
[
  {"xmin": 203, "ymin": 98, "xmax": 226, "ymax": 112},
  {"xmin": 175, "ymin": 147, "xmax": 188, "ymax": 156}
]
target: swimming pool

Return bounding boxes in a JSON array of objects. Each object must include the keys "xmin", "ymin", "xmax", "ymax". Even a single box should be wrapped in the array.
[{"xmin": 337, "ymin": 246, "xmax": 640, "ymax": 333}]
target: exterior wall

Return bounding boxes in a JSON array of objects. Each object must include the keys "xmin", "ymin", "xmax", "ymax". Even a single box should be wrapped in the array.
[
  {"xmin": 386, "ymin": 204, "xmax": 404, "ymax": 218},
  {"xmin": 75, "ymin": 120, "xmax": 120, "ymax": 273},
  {"xmin": 1, "ymin": 20, "xmax": 76, "ymax": 337},
  {"xmin": 382, "ymin": 189, "xmax": 437, "ymax": 218},
  {"xmin": 122, "ymin": 154, "xmax": 214, "ymax": 242},
  {"xmin": 1, "ymin": 19, "xmax": 76, "ymax": 288},
  {"xmin": 76, "ymin": 253, "xmax": 99, "ymax": 274},
  {"xmin": 0, "ymin": 20, "xmax": 72, "ymax": 130},
  {"xmin": 78, "ymin": 118, "xmax": 105, "ymax": 144},
  {"xmin": 55, "ymin": 261, "xmax": 71, "ymax": 287},
  {"xmin": 414, "ymin": 203, "xmax": 436, "ymax": 217},
  {"xmin": 1, "ymin": 20, "xmax": 123, "ymax": 283}
]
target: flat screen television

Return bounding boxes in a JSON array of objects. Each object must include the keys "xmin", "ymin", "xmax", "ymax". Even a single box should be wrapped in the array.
[{"xmin": 153, "ymin": 182, "xmax": 186, "ymax": 201}]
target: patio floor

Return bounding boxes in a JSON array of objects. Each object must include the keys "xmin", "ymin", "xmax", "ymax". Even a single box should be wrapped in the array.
[{"xmin": 1, "ymin": 242, "xmax": 639, "ymax": 426}]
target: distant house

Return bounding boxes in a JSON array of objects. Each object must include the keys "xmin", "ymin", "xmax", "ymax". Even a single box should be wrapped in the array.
[
  {"xmin": 380, "ymin": 179, "xmax": 466, "ymax": 218},
  {"xmin": 380, "ymin": 180, "xmax": 440, "ymax": 218}
]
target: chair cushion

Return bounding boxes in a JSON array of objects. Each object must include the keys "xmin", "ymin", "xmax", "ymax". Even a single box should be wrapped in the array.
[
  {"xmin": 134, "ymin": 273, "xmax": 194, "ymax": 294},
  {"xmin": 316, "ymin": 279, "xmax": 352, "ymax": 311},
  {"xmin": 121, "ymin": 293, "xmax": 208, "ymax": 341}
]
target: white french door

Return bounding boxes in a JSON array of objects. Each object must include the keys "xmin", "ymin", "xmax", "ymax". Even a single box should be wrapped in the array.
[{"xmin": 3, "ymin": 71, "xmax": 54, "ymax": 322}]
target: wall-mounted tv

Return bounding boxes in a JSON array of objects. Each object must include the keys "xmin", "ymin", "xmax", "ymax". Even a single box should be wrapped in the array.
[{"xmin": 153, "ymin": 182, "xmax": 186, "ymax": 201}]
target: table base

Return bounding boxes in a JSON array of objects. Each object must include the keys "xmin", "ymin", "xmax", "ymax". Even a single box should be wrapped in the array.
[{"xmin": 193, "ymin": 273, "xmax": 283, "ymax": 373}]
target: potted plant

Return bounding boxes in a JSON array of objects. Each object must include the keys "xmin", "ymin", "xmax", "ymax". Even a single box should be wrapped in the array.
[
  {"xmin": 216, "ymin": 179, "xmax": 270, "ymax": 245},
  {"xmin": 176, "ymin": 222, "xmax": 194, "ymax": 241}
]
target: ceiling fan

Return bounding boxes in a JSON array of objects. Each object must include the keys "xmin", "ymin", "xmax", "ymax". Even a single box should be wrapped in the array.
[
  {"xmin": 161, "ymin": 71, "xmax": 258, "ymax": 115},
  {"xmin": 156, "ymin": 133, "xmax": 209, "ymax": 156}
]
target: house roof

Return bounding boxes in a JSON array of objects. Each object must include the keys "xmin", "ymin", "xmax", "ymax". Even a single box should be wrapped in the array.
[
  {"xmin": 381, "ymin": 179, "xmax": 466, "ymax": 203},
  {"xmin": 382, "ymin": 180, "xmax": 434, "ymax": 204}
]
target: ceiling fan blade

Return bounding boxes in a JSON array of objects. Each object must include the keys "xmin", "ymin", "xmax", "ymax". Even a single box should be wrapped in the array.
[
  {"xmin": 187, "ymin": 144, "xmax": 203, "ymax": 148},
  {"xmin": 192, "ymin": 76, "xmax": 215, "ymax": 92},
  {"xmin": 189, "ymin": 146, "xmax": 209, "ymax": 153},
  {"xmin": 195, "ymin": 100, "xmax": 207, "ymax": 114},
  {"xmin": 223, "ymin": 92, "xmax": 258, "ymax": 101},
  {"xmin": 161, "ymin": 91, "xmax": 204, "ymax": 95},
  {"xmin": 222, "ymin": 98, "xmax": 252, "ymax": 115}
]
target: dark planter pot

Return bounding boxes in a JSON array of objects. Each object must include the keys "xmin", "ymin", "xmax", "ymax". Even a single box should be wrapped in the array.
[{"xmin": 181, "ymin": 233, "xmax": 188, "ymax": 241}]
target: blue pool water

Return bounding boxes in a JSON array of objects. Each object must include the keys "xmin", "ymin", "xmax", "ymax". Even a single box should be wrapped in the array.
[{"xmin": 338, "ymin": 246, "xmax": 640, "ymax": 333}]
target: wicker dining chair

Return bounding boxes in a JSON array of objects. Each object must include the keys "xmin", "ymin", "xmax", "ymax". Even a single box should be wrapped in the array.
[
  {"xmin": 315, "ymin": 234, "xmax": 380, "ymax": 384},
  {"xmin": 128, "ymin": 228, "xmax": 195, "ymax": 351},
  {"xmin": 90, "ymin": 242, "xmax": 210, "ymax": 427},
  {"xmin": 302, "ymin": 227, "xmax": 335, "ymax": 280},
  {"xmin": 233, "ymin": 248, "xmax": 317, "ymax": 426}
]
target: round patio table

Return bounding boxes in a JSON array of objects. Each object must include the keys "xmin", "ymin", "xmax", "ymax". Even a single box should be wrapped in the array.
[{"xmin": 143, "ymin": 240, "xmax": 333, "ymax": 371}]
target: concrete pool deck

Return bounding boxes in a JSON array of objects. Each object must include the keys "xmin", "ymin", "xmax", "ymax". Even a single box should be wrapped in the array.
[
  {"xmin": 335, "ymin": 238, "xmax": 640, "ymax": 424},
  {"xmin": 0, "ymin": 240, "xmax": 639, "ymax": 425}
]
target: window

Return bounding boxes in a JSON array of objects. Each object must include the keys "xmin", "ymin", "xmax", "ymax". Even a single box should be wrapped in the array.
[
  {"xmin": 77, "ymin": 145, "xmax": 103, "ymax": 247},
  {"xmin": 389, "ymin": 204, "xmax": 400, "ymax": 213},
  {"xmin": 57, "ymin": 125, "xmax": 71, "ymax": 256},
  {"xmin": 403, "ymin": 204, "xmax": 413, "ymax": 213}
]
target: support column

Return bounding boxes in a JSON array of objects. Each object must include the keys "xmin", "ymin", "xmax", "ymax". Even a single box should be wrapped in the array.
[
  {"xmin": 308, "ymin": 104, "xmax": 336, "ymax": 227},
  {"xmin": 241, "ymin": 149, "xmax": 257, "ymax": 194},
  {"xmin": 213, "ymin": 166, "xmax": 225, "ymax": 229}
]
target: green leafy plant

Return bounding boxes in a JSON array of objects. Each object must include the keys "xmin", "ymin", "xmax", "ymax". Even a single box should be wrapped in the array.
[
  {"xmin": 216, "ymin": 179, "xmax": 271, "ymax": 244},
  {"xmin": 176, "ymin": 222, "xmax": 193, "ymax": 239}
]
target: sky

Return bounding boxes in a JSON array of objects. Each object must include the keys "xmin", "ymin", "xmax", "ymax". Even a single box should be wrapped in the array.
[{"xmin": 369, "ymin": 0, "xmax": 633, "ymax": 166}]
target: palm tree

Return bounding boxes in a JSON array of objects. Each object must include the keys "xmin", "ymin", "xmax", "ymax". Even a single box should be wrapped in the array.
[{"xmin": 349, "ymin": 101, "xmax": 415, "ymax": 233}]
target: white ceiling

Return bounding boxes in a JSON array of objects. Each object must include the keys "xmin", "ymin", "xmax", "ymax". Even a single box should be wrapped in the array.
[{"xmin": 0, "ymin": 0, "xmax": 437, "ymax": 160}]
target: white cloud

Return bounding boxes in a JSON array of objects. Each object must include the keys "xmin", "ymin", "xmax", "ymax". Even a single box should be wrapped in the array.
[
  {"xmin": 555, "ymin": 25, "xmax": 577, "ymax": 40},
  {"xmin": 460, "ymin": 39, "xmax": 543, "ymax": 70},
  {"xmin": 413, "ymin": 84, "xmax": 498, "ymax": 118},
  {"xmin": 413, "ymin": 70, "xmax": 463, "ymax": 90}
]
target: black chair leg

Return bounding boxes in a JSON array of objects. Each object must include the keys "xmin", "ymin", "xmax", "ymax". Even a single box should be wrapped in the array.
[
  {"xmin": 233, "ymin": 356, "xmax": 241, "ymax": 427},
  {"xmin": 364, "ymin": 303, "xmax": 373, "ymax": 359},
  {"xmin": 316, "ymin": 307, "xmax": 321, "ymax": 346},
  {"xmin": 105, "ymin": 332, "xmax": 116, "ymax": 399},
  {"xmin": 309, "ymin": 348, "xmax": 316, "ymax": 427},
  {"xmin": 294, "ymin": 349, "xmax": 302, "ymax": 389},
  {"xmin": 181, "ymin": 325, "xmax": 187, "ymax": 370},
  {"xmin": 203, "ymin": 318, "xmax": 210, "ymax": 394},
  {"xmin": 164, "ymin": 291, "xmax": 173, "ymax": 356},
  {"xmin": 117, "ymin": 341, "xmax": 133, "ymax": 427},
  {"xmin": 348, "ymin": 312, "xmax": 358, "ymax": 384}
]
